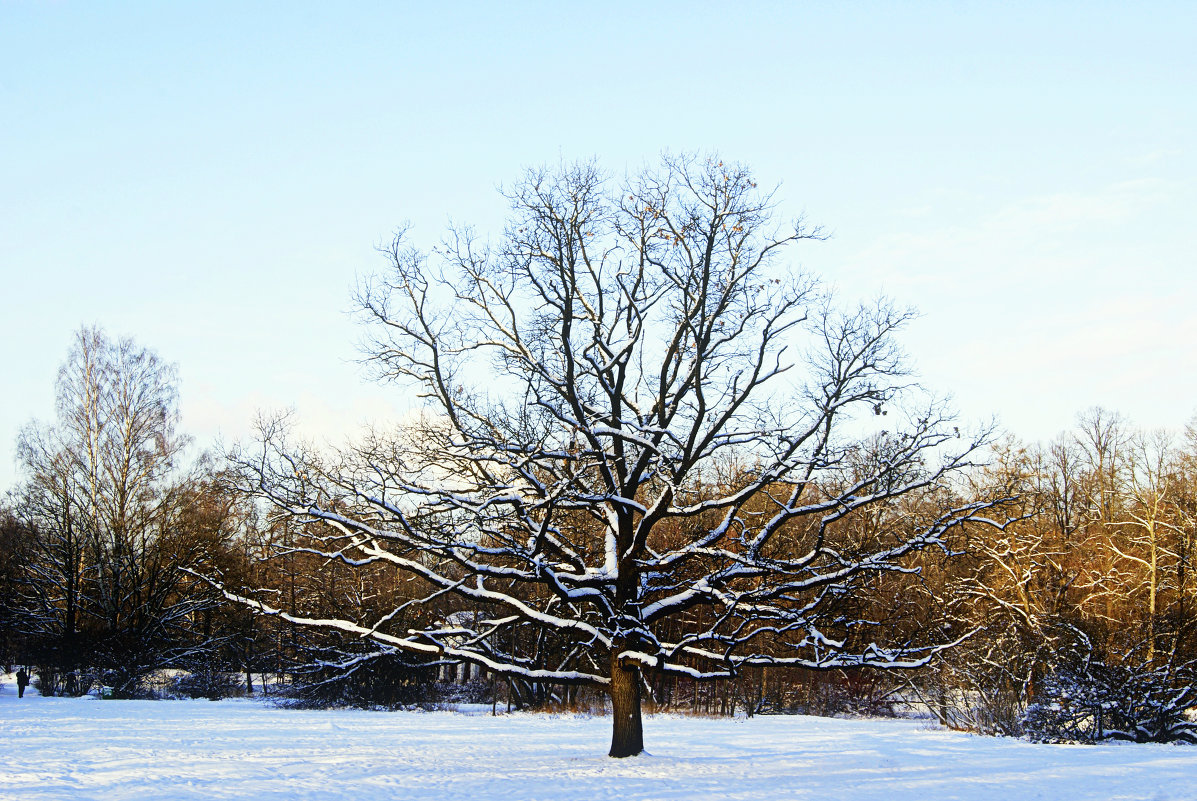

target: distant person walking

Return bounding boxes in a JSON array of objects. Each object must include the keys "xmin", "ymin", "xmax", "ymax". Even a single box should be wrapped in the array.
[{"xmin": 16, "ymin": 668, "xmax": 29, "ymax": 698}]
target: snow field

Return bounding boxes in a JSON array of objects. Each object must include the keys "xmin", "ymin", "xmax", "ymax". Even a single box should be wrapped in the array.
[{"xmin": 2, "ymin": 678, "xmax": 1196, "ymax": 801}]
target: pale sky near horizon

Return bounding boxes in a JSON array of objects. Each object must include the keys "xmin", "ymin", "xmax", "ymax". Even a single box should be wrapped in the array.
[{"xmin": 2, "ymin": 2, "xmax": 1195, "ymax": 492}]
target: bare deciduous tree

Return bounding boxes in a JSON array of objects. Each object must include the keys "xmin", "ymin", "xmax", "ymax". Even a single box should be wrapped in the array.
[
  {"xmin": 225, "ymin": 156, "xmax": 1004, "ymax": 756},
  {"xmin": 14, "ymin": 327, "xmax": 215, "ymax": 695}
]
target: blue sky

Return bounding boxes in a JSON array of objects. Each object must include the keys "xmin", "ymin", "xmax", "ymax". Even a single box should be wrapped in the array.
[{"xmin": 2, "ymin": 2, "xmax": 1195, "ymax": 490}]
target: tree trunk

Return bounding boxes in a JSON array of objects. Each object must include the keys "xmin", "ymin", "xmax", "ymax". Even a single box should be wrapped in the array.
[{"xmin": 608, "ymin": 650, "xmax": 644, "ymax": 757}]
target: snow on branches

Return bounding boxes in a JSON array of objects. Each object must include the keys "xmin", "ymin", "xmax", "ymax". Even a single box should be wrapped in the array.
[{"xmin": 226, "ymin": 155, "xmax": 1009, "ymax": 756}]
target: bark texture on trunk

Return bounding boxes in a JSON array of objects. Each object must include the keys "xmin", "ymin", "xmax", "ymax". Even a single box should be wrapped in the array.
[{"xmin": 608, "ymin": 650, "xmax": 645, "ymax": 757}]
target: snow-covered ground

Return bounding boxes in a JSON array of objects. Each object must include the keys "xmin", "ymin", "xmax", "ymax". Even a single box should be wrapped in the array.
[{"xmin": 2, "ymin": 676, "xmax": 1195, "ymax": 801}]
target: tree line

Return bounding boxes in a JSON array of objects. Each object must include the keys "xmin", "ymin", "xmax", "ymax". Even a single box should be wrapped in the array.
[
  {"xmin": 927, "ymin": 413, "xmax": 1197, "ymax": 742},
  {"xmin": 3, "ymin": 156, "xmax": 1194, "ymax": 754}
]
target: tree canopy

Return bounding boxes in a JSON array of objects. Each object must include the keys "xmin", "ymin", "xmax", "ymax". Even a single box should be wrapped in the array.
[{"xmin": 222, "ymin": 155, "xmax": 1005, "ymax": 756}]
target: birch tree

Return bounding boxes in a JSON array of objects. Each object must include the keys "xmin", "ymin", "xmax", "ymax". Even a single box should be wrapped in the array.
[
  {"xmin": 14, "ymin": 327, "xmax": 215, "ymax": 695},
  {"xmin": 226, "ymin": 156, "xmax": 1004, "ymax": 756}
]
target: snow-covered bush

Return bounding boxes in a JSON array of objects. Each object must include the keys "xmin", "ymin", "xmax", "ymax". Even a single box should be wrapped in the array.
[
  {"xmin": 1022, "ymin": 638, "xmax": 1197, "ymax": 744},
  {"xmin": 168, "ymin": 668, "xmax": 244, "ymax": 700},
  {"xmin": 277, "ymin": 648, "xmax": 440, "ymax": 709}
]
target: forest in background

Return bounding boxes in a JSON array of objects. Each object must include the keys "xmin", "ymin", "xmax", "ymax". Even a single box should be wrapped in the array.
[{"xmin": 4, "ymin": 334, "xmax": 1196, "ymax": 745}]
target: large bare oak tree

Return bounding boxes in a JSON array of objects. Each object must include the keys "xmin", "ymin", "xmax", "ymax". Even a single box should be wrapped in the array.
[{"xmin": 226, "ymin": 155, "xmax": 1003, "ymax": 756}]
